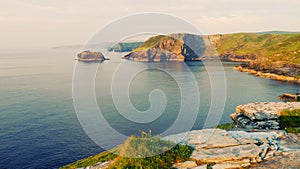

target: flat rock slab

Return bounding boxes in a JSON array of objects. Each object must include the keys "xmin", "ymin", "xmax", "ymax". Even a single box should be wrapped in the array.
[
  {"xmin": 233, "ymin": 102, "xmax": 300, "ymax": 120},
  {"xmin": 164, "ymin": 129, "xmax": 300, "ymax": 169},
  {"xmin": 230, "ymin": 102, "xmax": 300, "ymax": 130},
  {"xmin": 191, "ymin": 144, "xmax": 261, "ymax": 163}
]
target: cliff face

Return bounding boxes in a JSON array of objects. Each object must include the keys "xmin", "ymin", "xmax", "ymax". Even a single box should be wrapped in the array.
[
  {"xmin": 124, "ymin": 36, "xmax": 184, "ymax": 62},
  {"xmin": 123, "ymin": 33, "xmax": 300, "ymax": 78},
  {"xmin": 124, "ymin": 34, "xmax": 205, "ymax": 62},
  {"xmin": 123, "ymin": 33, "xmax": 262, "ymax": 62},
  {"xmin": 76, "ymin": 51, "xmax": 105, "ymax": 62}
]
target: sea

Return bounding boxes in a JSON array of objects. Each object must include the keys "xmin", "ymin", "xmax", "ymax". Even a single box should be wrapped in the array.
[{"xmin": 0, "ymin": 49, "xmax": 299, "ymax": 168}]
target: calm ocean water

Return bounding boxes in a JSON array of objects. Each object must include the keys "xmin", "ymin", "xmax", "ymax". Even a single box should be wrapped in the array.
[{"xmin": 0, "ymin": 49, "xmax": 299, "ymax": 168}]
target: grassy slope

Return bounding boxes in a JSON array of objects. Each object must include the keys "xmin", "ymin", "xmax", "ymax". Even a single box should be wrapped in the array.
[
  {"xmin": 60, "ymin": 147, "xmax": 120, "ymax": 169},
  {"xmin": 215, "ymin": 33, "xmax": 300, "ymax": 64},
  {"xmin": 108, "ymin": 42, "xmax": 143, "ymax": 52},
  {"xmin": 61, "ymin": 135, "xmax": 193, "ymax": 169},
  {"xmin": 132, "ymin": 35, "xmax": 182, "ymax": 52}
]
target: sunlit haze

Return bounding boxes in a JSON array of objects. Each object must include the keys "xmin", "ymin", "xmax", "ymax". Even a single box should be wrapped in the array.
[{"xmin": 1, "ymin": 0, "xmax": 300, "ymax": 50}]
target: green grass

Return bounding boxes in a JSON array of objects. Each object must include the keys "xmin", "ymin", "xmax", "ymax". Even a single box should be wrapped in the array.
[
  {"xmin": 215, "ymin": 123, "xmax": 235, "ymax": 130},
  {"xmin": 61, "ymin": 132, "xmax": 193, "ymax": 169},
  {"xmin": 215, "ymin": 33, "xmax": 300, "ymax": 64},
  {"xmin": 132, "ymin": 35, "xmax": 183, "ymax": 52},
  {"xmin": 60, "ymin": 147, "xmax": 119, "ymax": 169},
  {"xmin": 279, "ymin": 109, "xmax": 300, "ymax": 134},
  {"xmin": 108, "ymin": 42, "xmax": 143, "ymax": 52}
]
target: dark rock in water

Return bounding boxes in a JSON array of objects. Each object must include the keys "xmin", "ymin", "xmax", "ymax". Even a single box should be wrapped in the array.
[
  {"xmin": 278, "ymin": 93, "xmax": 300, "ymax": 102},
  {"xmin": 230, "ymin": 102, "xmax": 300, "ymax": 130},
  {"xmin": 76, "ymin": 51, "xmax": 107, "ymax": 62}
]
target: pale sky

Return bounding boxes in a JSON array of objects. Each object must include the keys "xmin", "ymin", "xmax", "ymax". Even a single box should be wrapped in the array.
[{"xmin": 1, "ymin": 0, "xmax": 300, "ymax": 50}]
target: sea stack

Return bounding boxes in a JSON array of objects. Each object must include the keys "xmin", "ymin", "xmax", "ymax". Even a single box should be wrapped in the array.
[{"xmin": 76, "ymin": 50, "xmax": 106, "ymax": 62}]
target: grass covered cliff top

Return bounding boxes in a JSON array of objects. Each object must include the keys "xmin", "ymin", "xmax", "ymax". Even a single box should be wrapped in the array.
[
  {"xmin": 61, "ymin": 133, "xmax": 193, "ymax": 169},
  {"xmin": 215, "ymin": 33, "xmax": 300, "ymax": 64}
]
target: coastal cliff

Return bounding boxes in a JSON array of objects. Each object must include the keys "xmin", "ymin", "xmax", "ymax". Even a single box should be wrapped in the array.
[
  {"xmin": 123, "ymin": 32, "xmax": 300, "ymax": 83},
  {"xmin": 124, "ymin": 34, "xmax": 205, "ymax": 62}
]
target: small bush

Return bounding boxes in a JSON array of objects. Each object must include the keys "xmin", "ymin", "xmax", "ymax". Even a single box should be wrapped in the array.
[
  {"xmin": 109, "ymin": 134, "xmax": 193, "ymax": 169},
  {"xmin": 279, "ymin": 109, "xmax": 300, "ymax": 134},
  {"xmin": 216, "ymin": 123, "xmax": 234, "ymax": 130}
]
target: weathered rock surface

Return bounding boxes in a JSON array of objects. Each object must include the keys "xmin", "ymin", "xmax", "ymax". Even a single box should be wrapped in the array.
[
  {"xmin": 230, "ymin": 102, "xmax": 300, "ymax": 130},
  {"xmin": 76, "ymin": 50, "xmax": 106, "ymax": 62},
  {"xmin": 173, "ymin": 161, "xmax": 198, "ymax": 169},
  {"xmin": 234, "ymin": 65, "xmax": 300, "ymax": 83},
  {"xmin": 165, "ymin": 128, "xmax": 300, "ymax": 169},
  {"xmin": 83, "ymin": 160, "xmax": 114, "ymax": 169},
  {"xmin": 279, "ymin": 92, "xmax": 300, "ymax": 102}
]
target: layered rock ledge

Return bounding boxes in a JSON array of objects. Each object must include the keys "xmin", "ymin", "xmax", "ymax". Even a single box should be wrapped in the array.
[
  {"xmin": 230, "ymin": 102, "xmax": 300, "ymax": 130},
  {"xmin": 164, "ymin": 129, "xmax": 300, "ymax": 169},
  {"xmin": 234, "ymin": 66, "xmax": 300, "ymax": 84}
]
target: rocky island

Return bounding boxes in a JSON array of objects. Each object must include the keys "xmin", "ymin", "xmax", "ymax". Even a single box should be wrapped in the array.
[{"xmin": 76, "ymin": 51, "xmax": 107, "ymax": 62}]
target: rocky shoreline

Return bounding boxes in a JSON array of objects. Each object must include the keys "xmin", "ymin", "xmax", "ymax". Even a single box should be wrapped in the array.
[
  {"xmin": 63, "ymin": 102, "xmax": 300, "ymax": 169},
  {"xmin": 234, "ymin": 65, "xmax": 300, "ymax": 84}
]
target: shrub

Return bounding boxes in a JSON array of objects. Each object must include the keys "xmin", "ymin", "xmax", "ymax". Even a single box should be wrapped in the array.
[{"xmin": 279, "ymin": 109, "xmax": 300, "ymax": 134}]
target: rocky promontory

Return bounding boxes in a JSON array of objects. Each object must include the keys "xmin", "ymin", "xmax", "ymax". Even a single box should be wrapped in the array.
[
  {"xmin": 76, "ymin": 51, "xmax": 106, "ymax": 62},
  {"xmin": 124, "ymin": 34, "xmax": 205, "ymax": 62},
  {"xmin": 62, "ymin": 102, "xmax": 300, "ymax": 169}
]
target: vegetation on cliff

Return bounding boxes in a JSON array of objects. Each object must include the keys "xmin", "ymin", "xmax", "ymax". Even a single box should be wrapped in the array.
[
  {"xmin": 124, "ymin": 34, "xmax": 205, "ymax": 61},
  {"xmin": 61, "ymin": 133, "xmax": 193, "ymax": 169},
  {"xmin": 216, "ymin": 33, "xmax": 300, "ymax": 78},
  {"xmin": 108, "ymin": 42, "xmax": 143, "ymax": 52},
  {"xmin": 279, "ymin": 109, "xmax": 300, "ymax": 134}
]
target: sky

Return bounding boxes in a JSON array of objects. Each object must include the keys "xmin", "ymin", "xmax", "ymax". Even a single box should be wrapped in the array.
[{"xmin": 0, "ymin": 0, "xmax": 300, "ymax": 50}]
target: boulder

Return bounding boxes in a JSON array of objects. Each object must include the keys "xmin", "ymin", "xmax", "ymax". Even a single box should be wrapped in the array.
[{"xmin": 230, "ymin": 102, "xmax": 300, "ymax": 130}]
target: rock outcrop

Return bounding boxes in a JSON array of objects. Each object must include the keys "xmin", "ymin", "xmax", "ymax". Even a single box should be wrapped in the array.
[
  {"xmin": 230, "ymin": 102, "xmax": 300, "ymax": 130},
  {"xmin": 164, "ymin": 128, "xmax": 300, "ymax": 169},
  {"xmin": 124, "ymin": 34, "xmax": 205, "ymax": 62},
  {"xmin": 76, "ymin": 51, "xmax": 106, "ymax": 62},
  {"xmin": 279, "ymin": 93, "xmax": 300, "ymax": 102}
]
